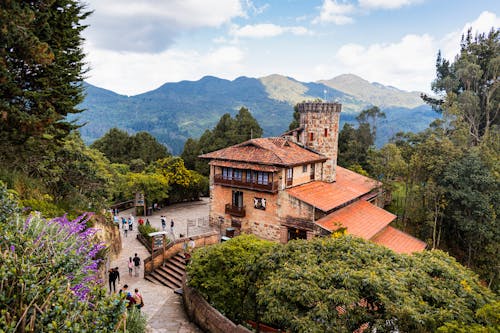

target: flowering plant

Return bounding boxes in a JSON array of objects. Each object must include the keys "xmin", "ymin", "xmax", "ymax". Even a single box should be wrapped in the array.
[{"xmin": 0, "ymin": 183, "xmax": 125, "ymax": 331}]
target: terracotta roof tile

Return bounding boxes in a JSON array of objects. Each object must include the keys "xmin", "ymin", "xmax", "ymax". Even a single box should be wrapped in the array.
[
  {"xmin": 315, "ymin": 200, "xmax": 396, "ymax": 240},
  {"xmin": 335, "ymin": 166, "xmax": 381, "ymax": 194},
  {"xmin": 286, "ymin": 167, "xmax": 380, "ymax": 212},
  {"xmin": 371, "ymin": 226, "xmax": 427, "ymax": 254},
  {"xmin": 286, "ymin": 181, "xmax": 360, "ymax": 212},
  {"xmin": 199, "ymin": 137, "xmax": 327, "ymax": 166}
]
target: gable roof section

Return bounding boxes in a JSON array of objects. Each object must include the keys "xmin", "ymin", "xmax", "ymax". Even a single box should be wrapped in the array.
[
  {"xmin": 335, "ymin": 166, "xmax": 381, "ymax": 194},
  {"xmin": 315, "ymin": 200, "xmax": 396, "ymax": 240},
  {"xmin": 286, "ymin": 181, "xmax": 360, "ymax": 212},
  {"xmin": 286, "ymin": 166, "xmax": 381, "ymax": 212},
  {"xmin": 199, "ymin": 137, "xmax": 327, "ymax": 166},
  {"xmin": 371, "ymin": 226, "xmax": 427, "ymax": 254}
]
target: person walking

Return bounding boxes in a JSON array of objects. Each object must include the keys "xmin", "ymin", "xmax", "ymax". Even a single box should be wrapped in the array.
[
  {"xmin": 121, "ymin": 217, "xmax": 127, "ymax": 229},
  {"xmin": 124, "ymin": 227, "xmax": 128, "ymax": 238},
  {"xmin": 128, "ymin": 217, "xmax": 133, "ymax": 231},
  {"xmin": 170, "ymin": 219, "xmax": 175, "ymax": 239},
  {"xmin": 128, "ymin": 257, "xmax": 133, "ymax": 276},
  {"xmin": 108, "ymin": 268, "xmax": 118, "ymax": 293},
  {"xmin": 161, "ymin": 216, "xmax": 166, "ymax": 231},
  {"xmin": 133, "ymin": 253, "xmax": 141, "ymax": 277}
]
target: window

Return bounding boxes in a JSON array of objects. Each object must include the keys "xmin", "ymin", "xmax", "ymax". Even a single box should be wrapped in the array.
[
  {"xmin": 254, "ymin": 197, "xmax": 266, "ymax": 210},
  {"xmin": 233, "ymin": 169, "xmax": 242, "ymax": 181},
  {"xmin": 256, "ymin": 172, "xmax": 269, "ymax": 185},
  {"xmin": 286, "ymin": 168, "xmax": 293, "ymax": 180},
  {"xmin": 246, "ymin": 170, "xmax": 253, "ymax": 183},
  {"xmin": 324, "ymin": 128, "xmax": 328, "ymax": 137},
  {"xmin": 232, "ymin": 191, "xmax": 243, "ymax": 207},
  {"xmin": 222, "ymin": 167, "xmax": 232, "ymax": 180},
  {"xmin": 309, "ymin": 132, "xmax": 314, "ymax": 141},
  {"xmin": 302, "ymin": 165, "xmax": 308, "ymax": 173}
]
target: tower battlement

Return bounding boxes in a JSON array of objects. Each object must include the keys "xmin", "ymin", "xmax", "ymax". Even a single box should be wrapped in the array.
[{"xmin": 297, "ymin": 102, "xmax": 341, "ymax": 183}]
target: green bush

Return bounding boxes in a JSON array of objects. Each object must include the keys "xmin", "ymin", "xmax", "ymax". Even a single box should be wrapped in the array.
[
  {"xmin": 187, "ymin": 235, "xmax": 496, "ymax": 332},
  {"xmin": 138, "ymin": 223, "xmax": 159, "ymax": 244}
]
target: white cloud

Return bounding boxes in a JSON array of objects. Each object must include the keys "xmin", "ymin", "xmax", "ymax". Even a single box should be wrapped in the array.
[
  {"xmin": 84, "ymin": 0, "xmax": 244, "ymax": 52},
  {"xmin": 358, "ymin": 0, "xmax": 422, "ymax": 9},
  {"xmin": 230, "ymin": 23, "xmax": 310, "ymax": 38},
  {"xmin": 317, "ymin": 33, "xmax": 436, "ymax": 92},
  {"xmin": 312, "ymin": 0, "xmax": 355, "ymax": 25},
  {"xmin": 84, "ymin": 44, "xmax": 245, "ymax": 96},
  {"xmin": 440, "ymin": 11, "xmax": 500, "ymax": 60}
]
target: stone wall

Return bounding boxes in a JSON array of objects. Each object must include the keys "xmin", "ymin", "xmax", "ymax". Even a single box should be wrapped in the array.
[
  {"xmin": 297, "ymin": 102, "xmax": 341, "ymax": 183},
  {"xmin": 183, "ymin": 281, "xmax": 252, "ymax": 333}
]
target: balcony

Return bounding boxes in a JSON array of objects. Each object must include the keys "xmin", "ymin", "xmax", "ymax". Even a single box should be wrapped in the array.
[
  {"xmin": 225, "ymin": 204, "xmax": 246, "ymax": 217},
  {"xmin": 214, "ymin": 175, "xmax": 279, "ymax": 193}
]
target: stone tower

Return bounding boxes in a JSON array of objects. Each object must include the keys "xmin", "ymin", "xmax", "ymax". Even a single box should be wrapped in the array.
[{"xmin": 297, "ymin": 102, "xmax": 342, "ymax": 183}]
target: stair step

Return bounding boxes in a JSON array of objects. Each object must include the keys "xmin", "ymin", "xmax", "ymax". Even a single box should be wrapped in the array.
[
  {"xmin": 161, "ymin": 262, "xmax": 185, "ymax": 277},
  {"xmin": 156, "ymin": 266, "xmax": 183, "ymax": 286},
  {"xmin": 146, "ymin": 271, "xmax": 180, "ymax": 289}
]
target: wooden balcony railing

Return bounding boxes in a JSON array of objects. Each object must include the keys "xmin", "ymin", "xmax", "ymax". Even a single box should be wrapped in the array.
[
  {"xmin": 286, "ymin": 179, "xmax": 293, "ymax": 186},
  {"xmin": 225, "ymin": 204, "xmax": 246, "ymax": 217},
  {"xmin": 214, "ymin": 175, "xmax": 279, "ymax": 193}
]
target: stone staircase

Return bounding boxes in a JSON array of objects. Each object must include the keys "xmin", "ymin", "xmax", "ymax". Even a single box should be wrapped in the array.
[{"xmin": 145, "ymin": 253, "xmax": 186, "ymax": 289}]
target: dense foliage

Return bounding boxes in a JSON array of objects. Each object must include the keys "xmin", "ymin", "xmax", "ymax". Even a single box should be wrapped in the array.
[
  {"xmin": 187, "ymin": 235, "xmax": 497, "ymax": 333},
  {"xmin": 181, "ymin": 107, "xmax": 263, "ymax": 175},
  {"xmin": 0, "ymin": 0, "xmax": 89, "ymax": 146},
  {"xmin": 91, "ymin": 128, "xmax": 170, "ymax": 167},
  {"xmin": 0, "ymin": 183, "xmax": 126, "ymax": 331}
]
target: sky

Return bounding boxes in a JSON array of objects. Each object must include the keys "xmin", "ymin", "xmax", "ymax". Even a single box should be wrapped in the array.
[{"xmin": 82, "ymin": 0, "xmax": 500, "ymax": 96}]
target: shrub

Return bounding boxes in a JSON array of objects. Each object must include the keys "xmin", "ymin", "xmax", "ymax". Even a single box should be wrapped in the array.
[{"xmin": 0, "ymin": 183, "xmax": 126, "ymax": 331}]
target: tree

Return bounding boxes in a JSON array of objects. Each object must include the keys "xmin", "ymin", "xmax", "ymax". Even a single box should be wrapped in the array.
[
  {"xmin": 0, "ymin": 0, "xmax": 90, "ymax": 146},
  {"xmin": 91, "ymin": 128, "xmax": 169, "ymax": 165},
  {"xmin": 356, "ymin": 106, "xmax": 386, "ymax": 142},
  {"xmin": 288, "ymin": 104, "xmax": 300, "ymax": 130},
  {"xmin": 187, "ymin": 235, "xmax": 496, "ymax": 332},
  {"xmin": 423, "ymin": 29, "xmax": 499, "ymax": 146}
]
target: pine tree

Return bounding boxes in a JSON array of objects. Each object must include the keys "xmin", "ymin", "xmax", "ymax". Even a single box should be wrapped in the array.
[{"xmin": 0, "ymin": 0, "xmax": 90, "ymax": 146}]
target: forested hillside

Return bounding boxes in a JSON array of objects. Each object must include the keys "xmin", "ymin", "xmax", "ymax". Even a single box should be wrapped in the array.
[{"xmin": 76, "ymin": 74, "xmax": 437, "ymax": 154}]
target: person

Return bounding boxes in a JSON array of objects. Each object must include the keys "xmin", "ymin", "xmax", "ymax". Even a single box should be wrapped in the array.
[
  {"xmin": 161, "ymin": 216, "xmax": 166, "ymax": 231},
  {"xmin": 128, "ymin": 257, "xmax": 133, "ymax": 276},
  {"xmin": 128, "ymin": 217, "xmax": 133, "ymax": 231},
  {"xmin": 124, "ymin": 227, "xmax": 128, "ymax": 238},
  {"xmin": 121, "ymin": 217, "xmax": 127, "ymax": 229},
  {"xmin": 146, "ymin": 219, "xmax": 150, "ymax": 226},
  {"xmin": 114, "ymin": 266, "xmax": 120, "ymax": 284},
  {"xmin": 153, "ymin": 202, "xmax": 158, "ymax": 211},
  {"xmin": 170, "ymin": 219, "xmax": 175, "ymax": 239},
  {"xmin": 138, "ymin": 217, "xmax": 144, "ymax": 225},
  {"xmin": 133, "ymin": 288, "xmax": 144, "ymax": 309},
  {"xmin": 188, "ymin": 237, "xmax": 195, "ymax": 253},
  {"xmin": 133, "ymin": 253, "xmax": 141, "ymax": 277},
  {"xmin": 108, "ymin": 268, "xmax": 118, "ymax": 293},
  {"xmin": 119, "ymin": 284, "xmax": 135, "ymax": 308},
  {"xmin": 113, "ymin": 214, "xmax": 119, "ymax": 225}
]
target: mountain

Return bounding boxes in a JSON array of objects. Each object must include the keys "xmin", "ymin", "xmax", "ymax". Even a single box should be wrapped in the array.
[
  {"xmin": 319, "ymin": 74, "xmax": 424, "ymax": 109},
  {"xmin": 75, "ymin": 75, "xmax": 438, "ymax": 155}
]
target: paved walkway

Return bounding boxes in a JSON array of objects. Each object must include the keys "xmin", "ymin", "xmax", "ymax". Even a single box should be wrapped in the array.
[{"xmin": 109, "ymin": 198, "xmax": 212, "ymax": 332}]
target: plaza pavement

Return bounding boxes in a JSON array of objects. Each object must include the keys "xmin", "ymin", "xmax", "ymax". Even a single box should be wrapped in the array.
[{"xmin": 109, "ymin": 198, "xmax": 214, "ymax": 333}]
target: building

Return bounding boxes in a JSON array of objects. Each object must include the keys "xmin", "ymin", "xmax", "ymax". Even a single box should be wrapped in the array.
[{"xmin": 199, "ymin": 102, "xmax": 426, "ymax": 254}]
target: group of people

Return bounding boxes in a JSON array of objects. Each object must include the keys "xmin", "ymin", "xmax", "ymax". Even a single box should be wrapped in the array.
[
  {"xmin": 160, "ymin": 216, "xmax": 176, "ymax": 239},
  {"xmin": 119, "ymin": 284, "xmax": 144, "ymax": 310}
]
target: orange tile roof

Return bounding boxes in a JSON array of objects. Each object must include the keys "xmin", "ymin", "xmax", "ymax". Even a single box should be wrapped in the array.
[
  {"xmin": 286, "ymin": 181, "xmax": 360, "ymax": 212},
  {"xmin": 286, "ymin": 167, "xmax": 381, "ymax": 212},
  {"xmin": 315, "ymin": 200, "xmax": 396, "ymax": 240},
  {"xmin": 335, "ymin": 166, "xmax": 381, "ymax": 194},
  {"xmin": 371, "ymin": 226, "xmax": 427, "ymax": 254},
  {"xmin": 209, "ymin": 160, "xmax": 278, "ymax": 172},
  {"xmin": 199, "ymin": 137, "xmax": 327, "ymax": 166}
]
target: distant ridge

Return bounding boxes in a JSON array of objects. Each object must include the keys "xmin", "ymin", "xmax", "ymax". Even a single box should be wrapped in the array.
[
  {"xmin": 76, "ymin": 74, "xmax": 435, "ymax": 155},
  {"xmin": 319, "ymin": 74, "xmax": 424, "ymax": 109}
]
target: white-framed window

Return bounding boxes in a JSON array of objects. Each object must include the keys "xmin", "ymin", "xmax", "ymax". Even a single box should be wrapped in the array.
[
  {"xmin": 302, "ymin": 165, "xmax": 307, "ymax": 173},
  {"xmin": 257, "ymin": 172, "xmax": 269, "ymax": 185}
]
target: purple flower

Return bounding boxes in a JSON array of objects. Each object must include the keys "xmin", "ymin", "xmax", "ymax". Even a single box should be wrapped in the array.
[{"xmin": 10, "ymin": 245, "xmax": 15, "ymax": 252}]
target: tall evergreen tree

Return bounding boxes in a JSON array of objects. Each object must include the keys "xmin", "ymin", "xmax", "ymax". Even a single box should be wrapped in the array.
[{"xmin": 0, "ymin": 0, "xmax": 90, "ymax": 146}]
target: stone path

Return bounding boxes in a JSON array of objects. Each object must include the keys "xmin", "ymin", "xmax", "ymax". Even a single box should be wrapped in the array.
[{"xmin": 109, "ymin": 198, "xmax": 213, "ymax": 332}]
